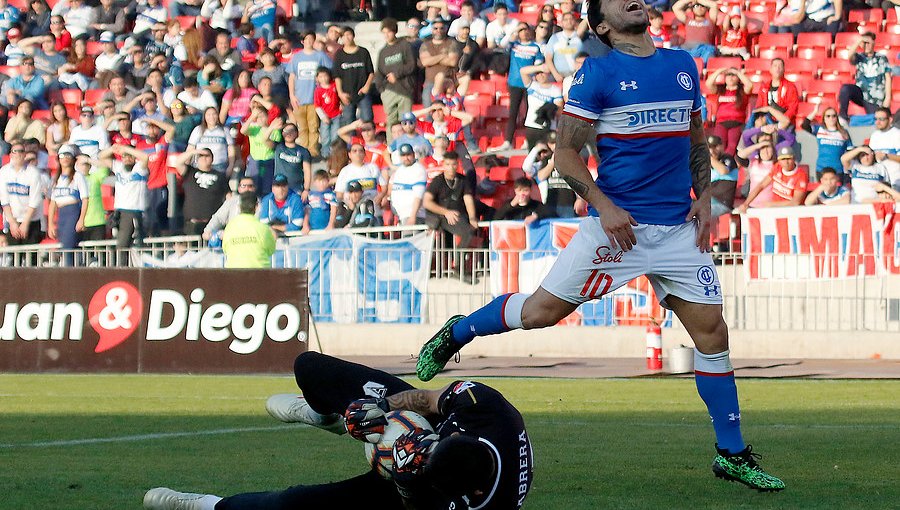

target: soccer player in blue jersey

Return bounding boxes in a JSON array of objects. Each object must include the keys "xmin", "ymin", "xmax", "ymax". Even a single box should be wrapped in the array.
[{"xmin": 416, "ymin": 0, "xmax": 785, "ymax": 492}]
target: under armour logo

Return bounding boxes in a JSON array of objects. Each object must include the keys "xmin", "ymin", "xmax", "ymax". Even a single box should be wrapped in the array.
[
  {"xmin": 728, "ymin": 412, "xmax": 741, "ymax": 422},
  {"xmin": 363, "ymin": 381, "xmax": 386, "ymax": 398},
  {"xmin": 620, "ymin": 80, "xmax": 638, "ymax": 90},
  {"xmin": 703, "ymin": 285, "xmax": 720, "ymax": 296}
]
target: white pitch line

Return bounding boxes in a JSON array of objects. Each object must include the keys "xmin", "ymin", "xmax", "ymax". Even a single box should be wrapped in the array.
[{"xmin": 0, "ymin": 424, "xmax": 303, "ymax": 449}]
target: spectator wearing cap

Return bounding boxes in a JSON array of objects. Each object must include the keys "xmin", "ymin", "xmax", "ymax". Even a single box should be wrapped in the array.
[
  {"xmin": 259, "ymin": 173, "xmax": 305, "ymax": 235},
  {"xmin": 707, "ymin": 135, "xmax": 739, "ymax": 219},
  {"xmin": 274, "ymin": 122, "xmax": 312, "ymax": 196},
  {"xmin": 519, "ymin": 61, "xmax": 563, "ymax": 149},
  {"xmin": 313, "ymin": 66, "xmax": 341, "ymax": 159},
  {"xmin": 48, "ymin": 144, "xmax": 88, "ymax": 265},
  {"xmin": 672, "ymin": 0, "xmax": 719, "ymax": 64},
  {"xmin": 69, "ymin": 105, "xmax": 110, "ymax": 158},
  {"xmin": 0, "ymin": 0, "xmax": 21, "ymax": 39},
  {"xmin": 805, "ymin": 167, "xmax": 851, "ymax": 206},
  {"xmin": 333, "ymin": 179, "xmax": 374, "ymax": 228},
  {"xmin": 52, "ymin": 0, "xmax": 95, "ymax": 40},
  {"xmin": 388, "ymin": 143, "xmax": 428, "ymax": 225},
  {"xmin": 334, "ymin": 26, "xmax": 376, "ymax": 126},
  {"xmin": 487, "ymin": 23, "xmax": 542, "ymax": 153},
  {"xmin": 419, "ymin": 18, "xmax": 460, "ymax": 108},
  {"xmin": 94, "ymin": 33, "xmax": 125, "ymax": 86},
  {"xmin": 389, "ymin": 111, "xmax": 432, "ymax": 161},
  {"xmin": 1, "ymin": 57, "xmax": 47, "ymax": 110},
  {"xmin": 839, "ymin": 33, "xmax": 892, "ymax": 123},
  {"xmin": 737, "ymin": 146, "xmax": 808, "ymax": 211},
  {"xmin": 288, "ymin": 31, "xmax": 332, "ymax": 159},
  {"xmin": 222, "ymin": 191, "xmax": 275, "ymax": 268},
  {"xmin": 2, "ymin": 27, "xmax": 27, "ymax": 66},
  {"xmin": 91, "ymin": 0, "xmax": 125, "ymax": 38},
  {"xmin": 841, "ymin": 145, "xmax": 897, "ymax": 203},
  {"xmin": 176, "ymin": 147, "xmax": 230, "ymax": 235},
  {"xmin": 706, "ymin": 67, "xmax": 754, "ymax": 156},
  {"xmin": 375, "ymin": 18, "xmax": 417, "ymax": 142},
  {"xmin": 0, "ymin": 139, "xmax": 44, "ymax": 246},
  {"xmin": 4, "ymin": 100, "xmax": 44, "ymax": 146},
  {"xmin": 21, "ymin": 0, "xmax": 50, "ymax": 38}
]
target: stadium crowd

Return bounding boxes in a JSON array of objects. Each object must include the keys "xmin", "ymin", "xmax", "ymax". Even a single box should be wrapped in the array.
[{"xmin": 0, "ymin": 0, "xmax": 898, "ymax": 261}]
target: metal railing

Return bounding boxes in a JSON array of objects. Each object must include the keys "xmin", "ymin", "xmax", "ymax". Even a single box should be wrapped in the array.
[{"xmin": 1, "ymin": 224, "xmax": 898, "ymax": 331}]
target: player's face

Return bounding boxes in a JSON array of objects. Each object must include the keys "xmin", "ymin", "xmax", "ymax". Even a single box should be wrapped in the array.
[
  {"xmin": 820, "ymin": 173, "xmax": 838, "ymax": 192},
  {"xmin": 600, "ymin": 0, "xmax": 650, "ymax": 36}
]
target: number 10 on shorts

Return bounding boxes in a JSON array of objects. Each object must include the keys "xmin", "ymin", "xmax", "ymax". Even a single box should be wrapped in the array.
[{"xmin": 580, "ymin": 269, "xmax": 613, "ymax": 300}]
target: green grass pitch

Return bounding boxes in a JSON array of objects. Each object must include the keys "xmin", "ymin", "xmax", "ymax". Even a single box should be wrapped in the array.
[{"xmin": 0, "ymin": 374, "xmax": 897, "ymax": 509}]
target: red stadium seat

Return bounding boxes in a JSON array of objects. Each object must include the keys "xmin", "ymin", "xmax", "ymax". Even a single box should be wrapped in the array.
[
  {"xmin": 58, "ymin": 89, "xmax": 83, "ymax": 106},
  {"xmin": 84, "ymin": 88, "xmax": 109, "ymax": 106},
  {"xmin": 372, "ymin": 104, "xmax": 386, "ymax": 128},
  {"xmin": 757, "ymin": 47, "xmax": 791, "ymax": 60},
  {"xmin": 784, "ymin": 57, "xmax": 820, "ymax": 76},
  {"xmin": 833, "ymin": 32, "xmax": 860, "ymax": 59},
  {"xmin": 848, "ymin": 9, "xmax": 884, "ymax": 33},
  {"xmin": 805, "ymin": 80, "xmax": 842, "ymax": 104},
  {"xmin": 885, "ymin": 23, "xmax": 900, "ymax": 35},
  {"xmin": 706, "ymin": 57, "xmax": 743, "ymax": 74},
  {"xmin": 467, "ymin": 80, "xmax": 496, "ymax": 98},
  {"xmin": 509, "ymin": 12, "xmax": 539, "ymax": 26},
  {"xmin": 820, "ymin": 57, "xmax": 855, "ymax": 75},
  {"xmin": 0, "ymin": 65, "xmax": 19, "ymax": 77},
  {"xmin": 176, "ymin": 16, "xmax": 197, "ymax": 30},
  {"xmin": 85, "ymin": 41, "xmax": 104, "ymax": 56},
  {"xmin": 874, "ymin": 31, "xmax": 900, "ymax": 52},
  {"xmin": 756, "ymin": 32, "xmax": 793, "ymax": 57},
  {"xmin": 31, "ymin": 110, "xmax": 52, "ymax": 121},
  {"xmin": 794, "ymin": 46, "xmax": 829, "ymax": 62},
  {"xmin": 795, "ymin": 32, "xmax": 833, "ymax": 55}
]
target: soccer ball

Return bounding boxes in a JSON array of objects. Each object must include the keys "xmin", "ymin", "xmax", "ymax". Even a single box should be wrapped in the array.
[{"xmin": 364, "ymin": 410, "xmax": 433, "ymax": 479}]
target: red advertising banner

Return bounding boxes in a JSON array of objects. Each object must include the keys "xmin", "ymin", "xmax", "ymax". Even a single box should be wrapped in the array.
[
  {"xmin": 0, "ymin": 269, "xmax": 308, "ymax": 373},
  {"xmin": 740, "ymin": 204, "xmax": 900, "ymax": 280}
]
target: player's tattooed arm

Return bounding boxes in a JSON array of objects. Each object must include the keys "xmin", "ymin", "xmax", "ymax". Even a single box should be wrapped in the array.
[
  {"xmin": 555, "ymin": 114, "xmax": 602, "ymax": 205},
  {"xmin": 387, "ymin": 388, "xmax": 444, "ymax": 418},
  {"xmin": 689, "ymin": 115, "xmax": 711, "ymax": 198}
]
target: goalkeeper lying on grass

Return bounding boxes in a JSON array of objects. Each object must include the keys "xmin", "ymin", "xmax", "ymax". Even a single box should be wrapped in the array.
[{"xmin": 143, "ymin": 352, "xmax": 533, "ymax": 510}]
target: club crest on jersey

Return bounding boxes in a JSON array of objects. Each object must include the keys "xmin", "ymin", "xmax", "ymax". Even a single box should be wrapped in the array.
[
  {"xmin": 676, "ymin": 72, "xmax": 693, "ymax": 90},
  {"xmin": 620, "ymin": 80, "xmax": 638, "ymax": 91}
]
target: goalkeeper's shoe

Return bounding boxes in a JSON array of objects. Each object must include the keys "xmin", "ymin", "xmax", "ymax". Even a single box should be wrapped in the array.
[
  {"xmin": 416, "ymin": 315, "xmax": 466, "ymax": 382},
  {"xmin": 265, "ymin": 394, "xmax": 346, "ymax": 435},
  {"xmin": 712, "ymin": 444, "xmax": 785, "ymax": 492},
  {"xmin": 143, "ymin": 488, "xmax": 213, "ymax": 510}
]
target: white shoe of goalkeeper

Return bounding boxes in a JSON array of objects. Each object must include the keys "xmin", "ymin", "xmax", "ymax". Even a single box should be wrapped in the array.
[
  {"xmin": 143, "ymin": 487, "xmax": 220, "ymax": 510},
  {"xmin": 265, "ymin": 394, "xmax": 347, "ymax": 435}
]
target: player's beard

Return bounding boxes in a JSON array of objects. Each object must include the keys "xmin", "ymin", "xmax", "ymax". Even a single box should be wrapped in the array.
[{"xmin": 621, "ymin": 18, "xmax": 650, "ymax": 35}]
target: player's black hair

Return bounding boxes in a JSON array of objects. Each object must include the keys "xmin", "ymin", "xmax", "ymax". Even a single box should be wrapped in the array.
[
  {"xmin": 585, "ymin": 0, "xmax": 611, "ymax": 47},
  {"xmin": 426, "ymin": 435, "xmax": 495, "ymax": 497},
  {"xmin": 444, "ymin": 151, "xmax": 460, "ymax": 161},
  {"xmin": 875, "ymin": 107, "xmax": 892, "ymax": 118},
  {"xmin": 820, "ymin": 167, "xmax": 838, "ymax": 176}
]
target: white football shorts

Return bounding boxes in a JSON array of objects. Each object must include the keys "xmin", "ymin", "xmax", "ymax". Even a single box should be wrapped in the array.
[{"xmin": 541, "ymin": 217, "xmax": 723, "ymax": 308}]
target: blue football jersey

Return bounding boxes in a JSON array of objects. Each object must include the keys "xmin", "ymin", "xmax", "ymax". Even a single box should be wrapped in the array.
[{"xmin": 563, "ymin": 48, "xmax": 702, "ymax": 225}]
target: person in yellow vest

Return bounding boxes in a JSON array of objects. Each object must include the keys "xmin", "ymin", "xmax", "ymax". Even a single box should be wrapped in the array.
[{"xmin": 222, "ymin": 191, "xmax": 276, "ymax": 268}]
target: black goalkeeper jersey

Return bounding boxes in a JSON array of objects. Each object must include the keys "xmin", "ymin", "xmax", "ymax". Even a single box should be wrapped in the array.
[{"xmin": 434, "ymin": 381, "xmax": 534, "ymax": 510}]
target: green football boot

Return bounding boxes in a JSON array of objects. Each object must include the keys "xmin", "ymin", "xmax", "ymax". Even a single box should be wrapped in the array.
[
  {"xmin": 416, "ymin": 315, "xmax": 466, "ymax": 381},
  {"xmin": 713, "ymin": 444, "xmax": 786, "ymax": 492}
]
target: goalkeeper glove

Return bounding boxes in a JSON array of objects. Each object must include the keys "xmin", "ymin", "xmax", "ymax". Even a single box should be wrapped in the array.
[{"xmin": 344, "ymin": 397, "xmax": 390, "ymax": 443}]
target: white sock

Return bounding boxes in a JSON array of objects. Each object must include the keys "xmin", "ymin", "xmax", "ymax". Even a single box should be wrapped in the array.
[
  {"xmin": 694, "ymin": 349, "xmax": 733, "ymax": 374},
  {"xmin": 503, "ymin": 293, "xmax": 528, "ymax": 330}
]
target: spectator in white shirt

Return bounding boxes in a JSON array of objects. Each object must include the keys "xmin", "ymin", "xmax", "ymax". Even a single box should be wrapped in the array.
[
  {"xmin": 0, "ymin": 139, "xmax": 44, "ymax": 245},
  {"xmin": 485, "ymin": 4, "xmax": 518, "ymax": 50},
  {"xmin": 448, "ymin": 1, "xmax": 486, "ymax": 47},
  {"xmin": 53, "ymin": 0, "xmax": 95, "ymax": 39}
]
